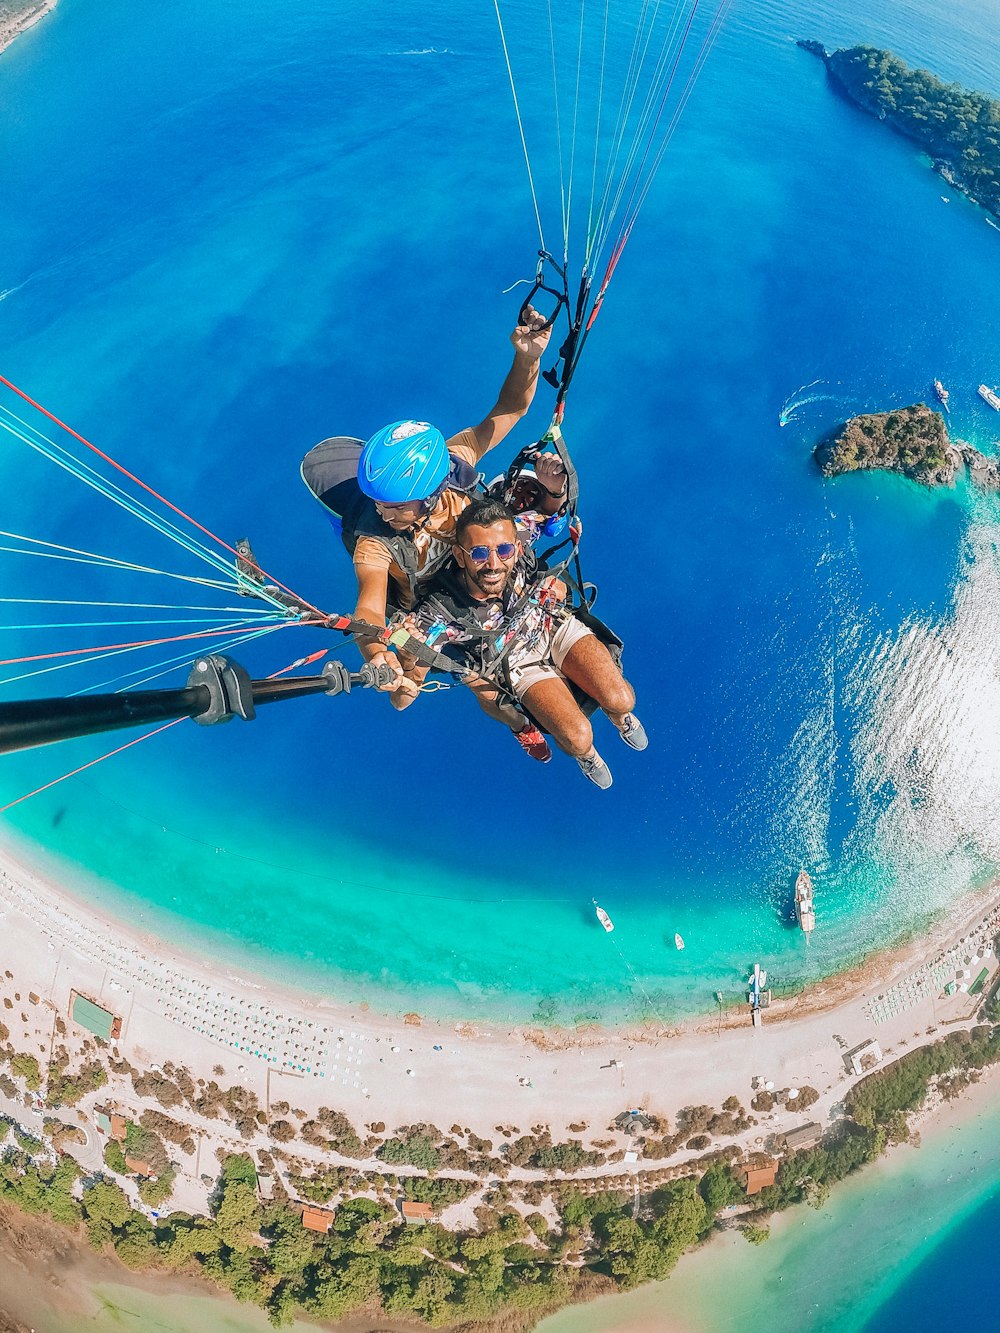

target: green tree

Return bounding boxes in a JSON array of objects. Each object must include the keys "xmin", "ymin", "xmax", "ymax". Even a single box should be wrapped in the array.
[
  {"xmin": 11, "ymin": 1052, "xmax": 41, "ymax": 1090},
  {"xmin": 699, "ymin": 1161, "xmax": 743, "ymax": 1210},
  {"xmin": 213, "ymin": 1179, "xmax": 263, "ymax": 1252}
]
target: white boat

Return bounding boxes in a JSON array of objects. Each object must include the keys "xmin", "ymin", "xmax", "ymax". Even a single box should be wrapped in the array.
[
  {"xmin": 674, "ymin": 933, "xmax": 685, "ymax": 950},
  {"xmin": 593, "ymin": 900, "xmax": 614, "ymax": 933},
  {"xmin": 748, "ymin": 963, "xmax": 767, "ymax": 1005},
  {"xmin": 978, "ymin": 384, "xmax": 1000, "ymax": 410},
  {"xmin": 795, "ymin": 870, "xmax": 816, "ymax": 935}
]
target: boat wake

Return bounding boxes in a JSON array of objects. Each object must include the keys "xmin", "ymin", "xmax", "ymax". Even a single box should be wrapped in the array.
[{"xmin": 779, "ymin": 379, "xmax": 837, "ymax": 427}]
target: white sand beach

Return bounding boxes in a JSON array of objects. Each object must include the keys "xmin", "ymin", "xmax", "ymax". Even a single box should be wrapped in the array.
[{"xmin": 1, "ymin": 835, "xmax": 997, "ymax": 1203}]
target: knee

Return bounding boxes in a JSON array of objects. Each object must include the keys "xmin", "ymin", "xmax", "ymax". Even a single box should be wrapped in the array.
[
  {"xmin": 554, "ymin": 713, "xmax": 593, "ymax": 757},
  {"xmin": 606, "ymin": 676, "xmax": 635, "ymax": 716}
]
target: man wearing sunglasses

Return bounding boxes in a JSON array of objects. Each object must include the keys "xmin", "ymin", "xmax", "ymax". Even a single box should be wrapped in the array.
[{"xmin": 390, "ymin": 499, "xmax": 646, "ymax": 788}]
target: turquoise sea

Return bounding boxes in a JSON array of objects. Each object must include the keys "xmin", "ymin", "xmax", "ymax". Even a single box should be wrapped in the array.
[
  {"xmin": 2, "ymin": 2, "xmax": 1000, "ymax": 1331},
  {"xmin": 2, "ymin": 0, "xmax": 1000, "ymax": 1029}
]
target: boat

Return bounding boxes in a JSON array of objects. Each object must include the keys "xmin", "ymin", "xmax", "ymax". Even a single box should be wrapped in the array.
[
  {"xmin": 674, "ymin": 933, "xmax": 685, "ymax": 950},
  {"xmin": 748, "ymin": 962, "xmax": 767, "ymax": 1005},
  {"xmin": 978, "ymin": 384, "xmax": 1000, "ymax": 410},
  {"xmin": 795, "ymin": 870, "xmax": 816, "ymax": 935},
  {"xmin": 941, "ymin": 195, "xmax": 951, "ymax": 202},
  {"xmin": 593, "ymin": 900, "xmax": 614, "ymax": 933},
  {"xmin": 933, "ymin": 379, "xmax": 950, "ymax": 412},
  {"xmin": 986, "ymin": 216, "xmax": 1000, "ymax": 232}
]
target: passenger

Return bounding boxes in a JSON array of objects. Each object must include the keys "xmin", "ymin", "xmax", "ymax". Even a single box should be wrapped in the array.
[
  {"xmin": 500, "ymin": 451, "xmax": 580, "ymax": 548},
  {"xmin": 390, "ymin": 498, "xmax": 647, "ymax": 788},
  {"xmin": 302, "ymin": 309, "xmax": 551, "ymax": 692}
]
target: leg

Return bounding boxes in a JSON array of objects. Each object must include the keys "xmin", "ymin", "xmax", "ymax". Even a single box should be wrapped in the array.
[
  {"xmin": 464, "ymin": 675, "xmax": 524, "ymax": 732},
  {"xmin": 521, "ymin": 675, "xmax": 593, "ymax": 757},
  {"xmin": 558, "ymin": 633, "xmax": 635, "ymax": 727}
]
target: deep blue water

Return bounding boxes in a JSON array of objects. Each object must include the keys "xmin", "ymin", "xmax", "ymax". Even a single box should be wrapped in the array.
[
  {"xmin": 863, "ymin": 1187, "xmax": 1000, "ymax": 1332},
  {"xmin": 1, "ymin": 0, "xmax": 1000, "ymax": 1023}
]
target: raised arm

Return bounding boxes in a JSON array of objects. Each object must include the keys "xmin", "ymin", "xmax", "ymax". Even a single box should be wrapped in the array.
[{"xmin": 468, "ymin": 306, "xmax": 552, "ymax": 462}]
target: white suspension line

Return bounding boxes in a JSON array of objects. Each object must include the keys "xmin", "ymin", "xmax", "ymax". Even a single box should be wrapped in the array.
[
  {"xmin": 0, "ymin": 538, "xmax": 237, "ymax": 591},
  {"xmin": 564, "ymin": 0, "xmax": 590, "ymax": 267},
  {"xmin": 591, "ymin": 0, "xmax": 693, "ymax": 266},
  {"xmin": 493, "ymin": 0, "xmax": 546, "ymax": 250},
  {"xmin": 0, "ymin": 409, "xmax": 240, "ymax": 584},
  {"xmin": 0, "ymin": 408, "xmax": 291, "ymax": 616},
  {"xmin": 588, "ymin": 0, "xmax": 668, "ymax": 260},
  {"xmin": 0, "ymin": 617, "xmax": 288, "ymax": 692},
  {"xmin": 0, "ymin": 616, "xmax": 283, "ymax": 631},
  {"xmin": 75, "ymin": 621, "xmax": 288, "ymax": 697},
  {"xmin": 616, "ymin": 0, "xmax": 734, "ymax": 247},
  {"xmin": 584, "ymin": 0, "xmax": 613, "ymax": 268},
  {"xmin": 0, "ymin": 596, "xmax": 277, "ymax": 614},
  {"xmin": 546, "ymin": 0, "xmax": 569, "ymax": 260}
]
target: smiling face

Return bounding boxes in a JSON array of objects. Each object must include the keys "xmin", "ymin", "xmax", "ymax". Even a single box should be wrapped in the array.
[{"xmin": 453, "ymin": 517, "xmax": 520, "ymax": 601}]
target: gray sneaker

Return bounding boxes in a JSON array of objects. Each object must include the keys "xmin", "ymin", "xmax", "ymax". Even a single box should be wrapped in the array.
[
  {"xmin": 577, "ymin": 750, "xmax": 613, "ymax": 789},
  {"xmin": 617, "ymin": 713, "xmax": 648, "ymax": 751}
]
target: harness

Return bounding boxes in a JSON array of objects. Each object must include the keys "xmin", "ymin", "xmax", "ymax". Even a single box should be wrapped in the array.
[{"xmin": 410, "ymin": 551, "xmax": 622, "ymax": 723}]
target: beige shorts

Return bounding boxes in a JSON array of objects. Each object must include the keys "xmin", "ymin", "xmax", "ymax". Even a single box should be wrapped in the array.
[{"xmin": 506, "ymin": 615, "xmax": 594, "ymax": 699}]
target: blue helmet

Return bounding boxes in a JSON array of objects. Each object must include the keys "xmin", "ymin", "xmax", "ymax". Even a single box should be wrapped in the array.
[{"xmin": 358, "ymin": 420, "xmax": 450, "ymax": 504}]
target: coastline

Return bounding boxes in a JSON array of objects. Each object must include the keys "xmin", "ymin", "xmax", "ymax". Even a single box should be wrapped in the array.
[
  {"xmin": 1, "ymin": 835, "xmax": 997, "ymax": 1154},
  {"xmin": 0, "ymin": 828, "xmax": 997, "ymax": 1332},
  {"xmin": 533, "ymin": 1063, "xmax": 1000, "ymax": 1333},
  {"xmin": 0, "ymin": 0, "xmax": 57, "ymax": 56}
]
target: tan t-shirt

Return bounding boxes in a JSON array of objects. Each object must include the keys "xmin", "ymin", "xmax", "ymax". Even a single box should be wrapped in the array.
[{"xmin": 353, "ymin": 428, "xmax": 480, "ymax": 608}]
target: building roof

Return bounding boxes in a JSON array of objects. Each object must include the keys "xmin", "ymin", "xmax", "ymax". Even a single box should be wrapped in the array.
[
  {"xmin": 401, "ymin": 1201, "xmax": 434, "ymax": 1221},
  {"xmin": 742, "ymin": 1161, "xmax": 778, "ymax": 1195},
  {"xmin": 71, "ymin": 992, "xmax": 116, "ymax": 1041},
  {"xmin": 125, "ymin": 1156, "xmax": 151, "ymax": 1177},
  {"xmin": 94, "ymin": 1112, "xmax": 112, "ymax": 1136},
  {"xmin": 301, "ymin": 1207, "xmax": 334, "ymax": 1233},
  {"xmin": 109, "ymin": 1114, "xmax": 127, "ymax": 1142},
  {"xmin": 783, "ymin": 1122, "xmax": 823, "ymax": 1151}
]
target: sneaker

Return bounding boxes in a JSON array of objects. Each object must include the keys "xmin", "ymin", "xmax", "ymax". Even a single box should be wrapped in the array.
[
  {"xmin": 617, "ymin": 713, "xmax": 648, "ymax": 751},
  {"xmin": 576, "ymin": 750, "xmax": 613, "ymax": 789},
  {"xmin": 515, "ymin": 724, "xmax": 551, "ymax": 763}
]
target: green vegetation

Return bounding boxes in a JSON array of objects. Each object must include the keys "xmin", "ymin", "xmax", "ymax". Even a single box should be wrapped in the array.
[
  {"xmin": 821, "ymin": 45, "xmax": 1000, "ymax": 217},
  {"xmin": 10, "ymin": 1052, "xmax": 41, "ymax": 1090},
  {"xmin": 816, "ymin": 404, "xmax": 952, "ymax": 485},
  {"xmin": 46, "ymin": 1058, "xmax": 107, "ymax": 1107},
  {"xmin": 377, "ymin": 1131, "xmax": 442, "ymax": 1172},
  {"xmin": 103, "ymin": 1139, "xmax": 127, "ymax": 1174},
  {"xmin": 741, "ymin": 1223, "xmax": 770, "ymax": 1245},
  {"xmin": 0, "ymin": 1008, "xmax": 998, "ymax": 1328}
]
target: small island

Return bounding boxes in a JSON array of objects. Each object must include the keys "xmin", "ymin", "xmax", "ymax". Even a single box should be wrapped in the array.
[
  {"xmin": 798, "ymin": 41, "xmax": 1000, "ymax": 221},
  {"xmin": 815, "ymin": 403, "xmax": 1000, "ymax": 489}
]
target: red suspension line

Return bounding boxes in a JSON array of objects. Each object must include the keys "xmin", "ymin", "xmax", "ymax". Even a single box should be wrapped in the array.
[
  {"xmin": 0, "ymin": 719, "xmax": 185, "ymax": 814},
  {"xmin": 0, "ymin": 622, "xmax": 290, "ymax": 669}
]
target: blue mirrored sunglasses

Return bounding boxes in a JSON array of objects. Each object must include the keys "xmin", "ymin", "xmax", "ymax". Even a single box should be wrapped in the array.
[{"xmin": 462, "ymin": 542, "xmax": 517, "ymax": 564}]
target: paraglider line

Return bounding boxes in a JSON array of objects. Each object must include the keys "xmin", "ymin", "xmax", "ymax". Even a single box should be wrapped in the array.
[
  {"xmin": 0, "ymin": 374, "xmax": 326, "ymax": 621},
  {"xmin": 493, "ymin": 0, "xmax": 546, "ymax": 249},
  {"xmin": 0, "ymin": 718, "xmax": 186, "ymax": 815}
]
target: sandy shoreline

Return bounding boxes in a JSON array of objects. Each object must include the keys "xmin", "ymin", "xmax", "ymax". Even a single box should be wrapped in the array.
[
  {"xmin": 1, "ymin": 835, "xmax": 997, "ymax": 1163},
  {"xmin": 0, "ymin": 832, "xmax": 997, "ymax": 1333},
  {"xmin": 0, "ymin": 0, "xmax": 58, "ymax": 57}
]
